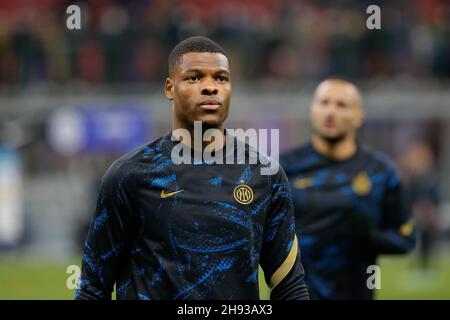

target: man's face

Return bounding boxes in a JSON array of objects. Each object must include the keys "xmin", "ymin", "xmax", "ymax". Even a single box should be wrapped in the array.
[
  {"xmin": 165, "ymin": 52, "xmax": 231, "ymax": 129},
  {"xmin": 310, "ymin": 80, "xmax": 364, "ymax": 141}
]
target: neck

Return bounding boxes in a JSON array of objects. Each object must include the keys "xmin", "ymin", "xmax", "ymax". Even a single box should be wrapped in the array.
[
  {"xmin": 311, "ymin": 133, "xmax": 357, "ymax": 160},
  {"xmin": 172, "ymin": 118, "xmax": 225, "ymax": 150}
]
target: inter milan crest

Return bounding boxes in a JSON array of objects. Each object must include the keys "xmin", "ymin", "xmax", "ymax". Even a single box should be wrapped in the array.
[
  {"xmin": 351, "ymin": 171, "xmax": 372, "ymax": 196},
  {"xmin": 233, "ymin": 182, "xmax": 254, "ymax": 205}
]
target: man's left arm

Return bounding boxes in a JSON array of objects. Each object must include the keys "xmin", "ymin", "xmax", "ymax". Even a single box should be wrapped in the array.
[
  {"xmin": 369, "ymin": 169, "xmax": 416, "ymax": 254},
  {"xmin": 260, "ymin": 169, "xmax": 309, "ymax": 300}
]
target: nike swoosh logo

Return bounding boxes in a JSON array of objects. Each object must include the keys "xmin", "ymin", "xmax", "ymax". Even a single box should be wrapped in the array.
[{"xmin": 160, "ymin": 189, "xmax": 184, "ymax": 198}]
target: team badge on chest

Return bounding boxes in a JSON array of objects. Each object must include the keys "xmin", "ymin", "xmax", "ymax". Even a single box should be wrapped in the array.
[
  {"xmin": 351, "ymin": 171, "xmax": 372, "ymax": 196},
  {"xmin": 233, "ymin": 183, "xmax": 254, "ymax": 205}
]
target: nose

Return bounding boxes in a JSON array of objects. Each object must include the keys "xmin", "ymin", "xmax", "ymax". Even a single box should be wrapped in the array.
[
  {"xmin": 201, "ymin": 79, "xmax": 218, "ymax": 96},
  {"xmin": 325, "ymin": 103, "xmax": 338, "ymax": 114},
  {"xmin": 322, "ymin": 106, "xmax": 337, "ymax": 121},
  {"xmin": 201, "ymin": 86, "xmax": 218, "ymax": 95}
]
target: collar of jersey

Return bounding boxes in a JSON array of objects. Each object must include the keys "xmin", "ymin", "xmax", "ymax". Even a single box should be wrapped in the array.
[{"xmin": 163, "ymin": 131, "xmax": 239, "ymax": 165}]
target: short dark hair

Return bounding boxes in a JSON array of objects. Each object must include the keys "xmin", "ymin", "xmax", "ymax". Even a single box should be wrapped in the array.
[{"xmin": 168, "ymin": 36, "xmax": 228, "ymax": 76}]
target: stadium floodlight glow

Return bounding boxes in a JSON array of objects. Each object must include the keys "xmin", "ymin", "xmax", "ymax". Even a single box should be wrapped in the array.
[{"xmin": 47, "ymin": 107, "xmax": 87, "ymax": 157}]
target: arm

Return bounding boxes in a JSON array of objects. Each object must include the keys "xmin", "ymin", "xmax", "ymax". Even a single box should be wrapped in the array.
[
  {"xmin": 369, "ymin": 169, "xmax": 416, "ymax": 254},
  {"xmin": 260, "ymin": 169, "xmax": 309, "ymax": 300},
  {"xmin": 269, "ymin": 238, "xmax": 309, "ymax": 300},
  {"xmin": 75, "ymin": 160, "xmax": 138, "ymax": 300}
]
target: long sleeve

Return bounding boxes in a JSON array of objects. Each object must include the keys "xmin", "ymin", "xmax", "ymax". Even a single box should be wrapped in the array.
[
  {"xmin": 260, "ymin": 169, "xmax": 310, "ymax": 300},
  {"xmin": 369, "ymin": 169, "xmax": 416, "ymax": 254},
  {"xmin": 269, "ymin": 247, "xmax": 309, "ymax": 300},
  {"xmin": 75, "ymin": 160, "xmax": 138, "ymax": 300}
]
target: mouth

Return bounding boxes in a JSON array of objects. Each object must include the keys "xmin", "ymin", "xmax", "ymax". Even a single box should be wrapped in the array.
[{"xmin": 199, "ymin": 100, "xmax": 222, "ymax": 111}]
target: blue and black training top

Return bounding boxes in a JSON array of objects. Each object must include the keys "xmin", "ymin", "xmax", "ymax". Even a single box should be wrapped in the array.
[
  {"xmin": 75, "ymin": 132, "xmax": 309, "ymax": 300},
  {"xmin": 281, "ymin": 143, "xmax": 415, "ymax": 300}
]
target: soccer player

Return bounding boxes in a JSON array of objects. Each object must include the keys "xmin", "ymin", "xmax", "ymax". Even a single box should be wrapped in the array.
[
  {"xmin": 401, "ymin": 142, "xmax": 439, "ymax": 271},
  {"xmin": 281, "ymin": 79, "xmax": 415, "ymax": 299},
  {"xmin": 75, "ymin": 36, "xmax": 309, "ymax": 300}
]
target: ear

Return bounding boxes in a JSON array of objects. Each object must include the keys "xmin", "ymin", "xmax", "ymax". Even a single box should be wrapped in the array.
[{"xmin": 165, "ymin": 77, "xmax": 174, "ymax": 101}]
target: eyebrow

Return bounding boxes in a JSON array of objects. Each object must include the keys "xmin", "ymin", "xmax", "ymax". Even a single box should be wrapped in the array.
[{"xmin": 181, "ymin": 68, "xmax": 230, "ymax": 75}]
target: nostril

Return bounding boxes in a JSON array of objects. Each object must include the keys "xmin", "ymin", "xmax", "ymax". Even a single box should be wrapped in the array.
[{"xmin": 202, "ymin": 87, "xmax": 218, "ymax": 95}]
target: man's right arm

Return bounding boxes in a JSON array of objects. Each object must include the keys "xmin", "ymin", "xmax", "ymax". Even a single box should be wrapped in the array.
[{"xmin": 75, "ymin": 160, "xmax": 137, "ymax": 300}]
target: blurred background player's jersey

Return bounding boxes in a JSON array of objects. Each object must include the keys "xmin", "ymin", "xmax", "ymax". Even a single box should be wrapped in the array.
[
  {"xmin": 281, "ymin": 144, "xmax": 415, "ymax": 299},
  {"xmin": 76, "ymin": 133, "xmax": 298, "ymax": 300}
]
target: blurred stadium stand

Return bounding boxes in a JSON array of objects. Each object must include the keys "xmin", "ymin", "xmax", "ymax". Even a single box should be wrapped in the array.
[
  {"xmin": 0, "ymin": 0, "xmax": 449, "ymax": 87},
  {"xmin": 0, "ymin": 0, "xmax": 449, "ymax": 299}
]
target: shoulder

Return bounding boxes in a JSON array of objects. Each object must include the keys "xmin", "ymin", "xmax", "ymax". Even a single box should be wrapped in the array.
[
  {"xmin": 102, "ymin": 135, "xmax": 166, "ymax": 189},
  {"xmin": 281, "ymin": 144, "xmax": 312, "ymax": 164},
  {"xmin": 236, "ymin": 137, "xmax": 290, "ymax": 181},
  {"xmin": 279, "ymin": 144, "xmax": 314, "ymax": 174},
  {"xmin": 359, "ymin": 144, "xmax": 400, "ymax": 187},
  {"xmin": 360, "ymin": 145, "xmax": 397, "ymax": 173}
]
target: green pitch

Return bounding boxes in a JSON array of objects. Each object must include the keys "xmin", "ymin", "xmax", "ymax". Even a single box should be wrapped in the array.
[
  {"xmin": 258, "ymin": 254, "xmax": 450, "ymax": 300},
  {"xmin": 0, "ymin": 256, "xmax": 80, "ymax": 300},
  {"xmin": 0, "ymin": 254, "xmax": 449, "ymax": 299}
]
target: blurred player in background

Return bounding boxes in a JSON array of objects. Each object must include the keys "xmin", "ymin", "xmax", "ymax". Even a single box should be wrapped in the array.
[
  {"xmin": 401, "ymin": 142, "xmax": 440, "ymax": 271},
  {"xmin": 281, "ymin": 79, "xmax": 416, "ymax": 299},
  {"xmin": 75, "ymin": 36, "xmax": 309, "ymax": 300}
]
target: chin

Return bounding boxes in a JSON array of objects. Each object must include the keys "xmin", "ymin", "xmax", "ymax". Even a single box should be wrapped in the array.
[
  {"xmin": 320, "ymin": 132, "xmax": 346, "ymax": 144},
  {"xmin": 196, "ymin": 116, "xmax": 223, "ymax": 128},
  {"xmin": 321, "ymin": 132, "xmax": 339, "ymax": 139}
]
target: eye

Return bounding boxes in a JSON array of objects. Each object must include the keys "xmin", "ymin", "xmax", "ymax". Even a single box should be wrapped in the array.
[
  {"xmin": 185, "ymin": 76, "xmax": 200, "ymax": 82},
  {"xmin": 320, "ymin": 99, "xmax": 329, "ymax": 106},
  {"xmin": 337, "ymin": 101, "xmax": 348, "ymax": 109},
  {"xmin": 217, "ymin": 75, "xmax": 228, "ymax": 82}
]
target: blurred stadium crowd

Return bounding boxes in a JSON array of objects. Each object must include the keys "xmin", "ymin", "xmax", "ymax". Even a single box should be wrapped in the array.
[
  {"xmin": 0, "ymin": 0, "xmax": 450, "ymax": 299},
  {"xmin": 0, "ymin": 0, "xmax": 449, "ymax": 88}
]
